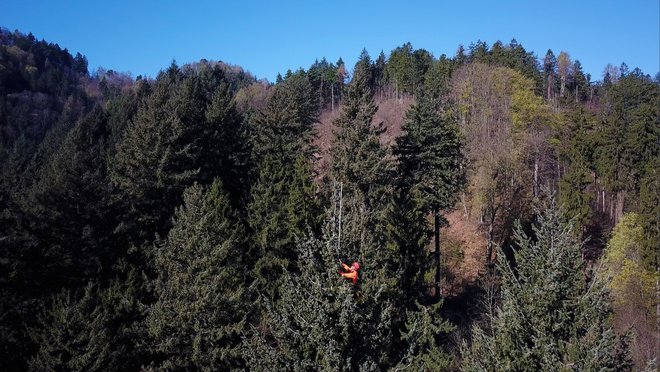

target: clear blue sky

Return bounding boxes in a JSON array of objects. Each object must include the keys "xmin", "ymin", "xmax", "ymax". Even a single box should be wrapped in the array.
[{"xmin": 2, "ymin": 0, "xmax": 658, "ymax": 82}]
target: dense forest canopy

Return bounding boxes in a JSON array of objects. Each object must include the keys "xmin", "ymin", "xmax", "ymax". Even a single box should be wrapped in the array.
[{"xmin": 1, "ymin": 28, "xmax": 658, "ymax": 370}]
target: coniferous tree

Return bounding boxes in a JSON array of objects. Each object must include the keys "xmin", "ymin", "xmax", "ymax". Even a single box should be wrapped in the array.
[
  {"xmin": 385, "ymin": 42, "xmax": 415, "ymax": 97},
  {"xmin": 250, "ymin": 68, "xmax": 317, "ymax": 167},
  {"xmin": 559, "ymin": 159, "xmax": 592, "ymax": 232},
  {"xmin": 248, "ymin": 153, "xmax": 319, "ymax": 297},
  {"xmin": 203, "ymin": 73, "xmax": 251, "ymax": 207},
  {"xmin": 29, "ymin": 283, "xmax": 112, "ymax": 372},
  {"xmin": 329, "ymin": 56, "xmax": 394, "ymax": 286},
  {"xmin": 595, "ymin": 70, "xmax": 660, "ymax": 222},
  {"xmin": 394, "ymin": 95, "xmax": 464, "ymax": 297},
  {"xmin": 331, "ymin": 59, "xmax": 391, "ymax": 212},
  {"xmin": 461, "ymin": 196, "xmax": 632, "ymax": 371},
  {"xmin": 248, "ymin": 154, "xmax": 299, "ymax": 296},
  {"xmin": 148, "ymin": 180, "xmax": 251, "ymax": 370},
  {"xmin": 570, "ymin": 60, "xmax": 589, "ymax": 102},
  {"xmin": 110, "ymin": 64, "xmax": 193, "ymax": 240},
  {"xmin": 247, "ymin": 70, "xmax": 319, "ymax": 299},
  {"xmin": 5, "ymin": 106, "xmax": 116, "ymax": 293},
  {"xmin": 324, "ymin": 56, "xmax": 439, "ymax": 368},
  {"xmin": 244, "ymin": 229, "xmax": 360, "ymax": 371},
  {"xmin": 374, "ymin": 50, "xmax": 387, "ymax": 98},
  {"xmin": 423, "ymin": 55, "xmax": 454, "ymax": 100},
  {"xmin": 111, "ymin": 63, "xmax": 246, "ymax": 241},
  {"xmin": 245, "ymin": 206, "xmax": 453, "ymax": 371},
  {"xmin": 638, "ymin": 156, "xmax": 660, "ymax": 272},
  {"xmin": 398, "ymin": 301, "xmax": 454, "ymax": 370},
  {"xmin": 0, "ymin": 106, "xmax": 122, "ymax": 369},
  {"xmin": 29, "ymin": 272, "xmax": 148, "ymax": 371},
  {"xmin": 543, "ymin": 49, "xmax": 558, "ymax": 102},
  {"xmin": 559, "ymin": 107, "xmax": 595, "ymax": 232},
  {"xmin": 286, "ymin": 154, "xmax": 322, "ymax": 239}
]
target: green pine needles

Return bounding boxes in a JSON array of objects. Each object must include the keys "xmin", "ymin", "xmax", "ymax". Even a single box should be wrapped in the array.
[{"xmin": 461, "ymin": 195, "xmax": 632, "ymax": 371}]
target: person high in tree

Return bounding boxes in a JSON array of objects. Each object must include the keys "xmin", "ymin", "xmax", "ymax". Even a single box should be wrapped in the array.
[{"xmin": 339, "ymin": 260, "xmax": 360, "ymax": 285}]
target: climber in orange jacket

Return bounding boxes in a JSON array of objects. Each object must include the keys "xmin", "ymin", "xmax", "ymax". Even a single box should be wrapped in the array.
[{"xmin": 339, "ymin": 260, "xmax": 360, "ymax": 285}]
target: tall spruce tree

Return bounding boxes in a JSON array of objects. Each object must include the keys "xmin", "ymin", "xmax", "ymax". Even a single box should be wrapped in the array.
[
  {"xmin": 316, "ymin": 56, "xmax": 447, "ymax": 369},
  {"xmin": 247, "ymin": 70, "xmax": 320, "ymax": 299},
  {"xmin": 329, "ymin": 54, "xmax": 395, "ymax": 285},
  {"xmin": 245, "ymin": 206, "xmax": 453, "ymax": 370},
  {"xmin": 330, "ymin": 56, "xmax": 391, "ymax": 212},
  {"xmin": 201, "ymin": 69, "xmax": 251, "ymax": 208},
  {"xmin": 638, "ymin": 156, "xmax": 660, "ymax": 272},
  {"xmin": 147, "ymin": 180, "xmax": 251, "ymax": 370},
  {"xmin": 29, "ymin": 272, "xmax": 148, "ymax": 371},
  {"xmin": 110, "ymin": 64, "xmax": 193, "ymax": 240},
  {"xmin": 394, "ymin": 95, "xmax": 464, "ymax": 298},
  {"xmin": 250, "ymin": 68, "xmax": 318, "ymax": 166},
  {"xmin": 461, "ymin": 196, "xmax": 632, "ymax": 371},
  {"xmin": 5, "ymin": 106, "xmax": 117, "ymax": 294},
  {"xmin": 248, "ymin": 154, "xmax": 317, "ymax": 297},
  {"xmin": 559, "ymin": 107, "xmax": 595, "ymax": 232},
  {"xmin": 594, "ymin": 70, "xmax": 660, "ymax": 222},
  {"xmin": 29, "ymin": 283, "xmax": 112, "ymax": 372},
  {"xmin": 111, "ymin": 63, "xmax": 247, "ymax": 240},
  {"xmin": 0, "ymin": 106, "xmax": 122, "ymax": 369}
]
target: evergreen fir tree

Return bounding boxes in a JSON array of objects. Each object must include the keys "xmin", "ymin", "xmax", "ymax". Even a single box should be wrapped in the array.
[
  {"xmin": 638, "ymin": 156, "xmax": 660, "ymax": 271},
  {"xmin": 394, "ymin": 96, "xmax": 464, "ymax": 297},
  {"xmin": 594, "ymin": 71, "xmax": 660, "ymax": 221},
  {"xmin": 203, "ymin": 72, "xmax": 251, "ymax": 208},
  {"xmin": 329, "ymin": 56, "xmax": 394, "ymax": 292},
  {"xmin": 147, "ymin": 180, "xmax": 251, "ymax": 370},
  {"xmin": 398, "ymin": 301, "xmax": 454, "ymax": 370},
  {"xmin": 250, "ymin": 68, "xmax": 318, "ymax": 167},
  {"xmin": 247, "ymin": 69, "xmax": 320, "ymax": 300},
  {"xmin": 248, "ymin": 154, "xmax": 297, "ymax": 295},
  {"xmin": 330, "ymin": 57, "xmax": 391, "ymax": 213},
  {"xmin": 245, "ymin": 207, "xmax": 453, "ymax": 371},
  {"xmin": 461, "ymin": 196, "xmax": 632, "ymax": 371},
  {"xmin": 111, "ymin": 63, "xmax": 247, "ymax": 240},
  {"xmin": 29, "ymin": 272, "xmax": 150, "ymax": 371},
  {"xmin": 110, "ymin": 63, "xmax": 192, "ymax": 240},
  {"xmin": 559, "ymin": 107, "xmax": 595, "ymax": 232},
  {"xmin": 29, "ymin": 283, "xmax": 112, "ymax": 372},
  {"xmin": 395, "ymin": 96, "xmax": 463, "ymax": 213},
  {"xmin": 249, "ymin": 153, "xmax": 319, "ymax": 298}
]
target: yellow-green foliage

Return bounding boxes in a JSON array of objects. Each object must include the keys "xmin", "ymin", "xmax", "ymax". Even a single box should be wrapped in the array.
[{"xmin": 603, "ymin": 213, "xmax": 659, "ymax": 314}]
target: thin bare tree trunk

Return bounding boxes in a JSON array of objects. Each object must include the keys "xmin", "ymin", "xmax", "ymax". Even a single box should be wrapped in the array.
[
  {"xmin": 331, "ymin": 84, "xmax": 334, "ymax": 112},
  {"xmin": 615, "ymin": 190, "xmax": 625, "ymax": 224},
  {"xmin": 656, "ymin": 271, "xmax": 660, "ymax": 357},
  {"xmin": 486, "ymin": 220, "xmax": 494, "ymax": 266},
  {"xmin": 534, "ymin": 158, "xmax": 539, "ymax": 197},
  {"xmin": 461, "ymin": 192, "xmax": 469, "ymax": 219},
  {"xmin": 434, "ymin": 211, "xmax": 441, "ymax": 299}
]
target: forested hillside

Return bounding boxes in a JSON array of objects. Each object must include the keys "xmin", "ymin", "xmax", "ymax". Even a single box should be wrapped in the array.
[{"xmin": 1, "ymin": 28, "xmax": 658, "ymax": 370}]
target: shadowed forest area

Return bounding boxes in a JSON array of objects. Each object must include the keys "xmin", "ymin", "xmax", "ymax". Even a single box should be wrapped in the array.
[{"xmin": 1, "ymin": 28, "xmax": 659, "ymax": 370}]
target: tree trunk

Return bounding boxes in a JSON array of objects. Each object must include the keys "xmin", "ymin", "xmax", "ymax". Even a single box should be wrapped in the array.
[
  {"xmin": 557, "ymin": 161, "xmax": 561, "ymax": 180},
  {"xmin": 331, "ymin": 83, "xmax": 334, "ymax": 112},
  {"xmin": 320, "ymin": 78, "xmax": 324, "ymax": 108},
  {"xmin": 434, "ymin": 210, "xmax": 441, "ymax": 299},
  {"xmin": 533, "ymin": 157, "xmax": 539, "ymax": 197},
  {"xmin": 656, "ymin": 269, "xmax": 660, "ymax": 356},
  {"xmin": 486, "ymin": 220, "xmax": 494, "ymax": 266},
  {"xmin": 615, "ymin": 190, "xmax": 625, "ymax": 224},
  {"xmin": 461, "ymin": 192, "xmax": 469, "ymax": 219}
]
